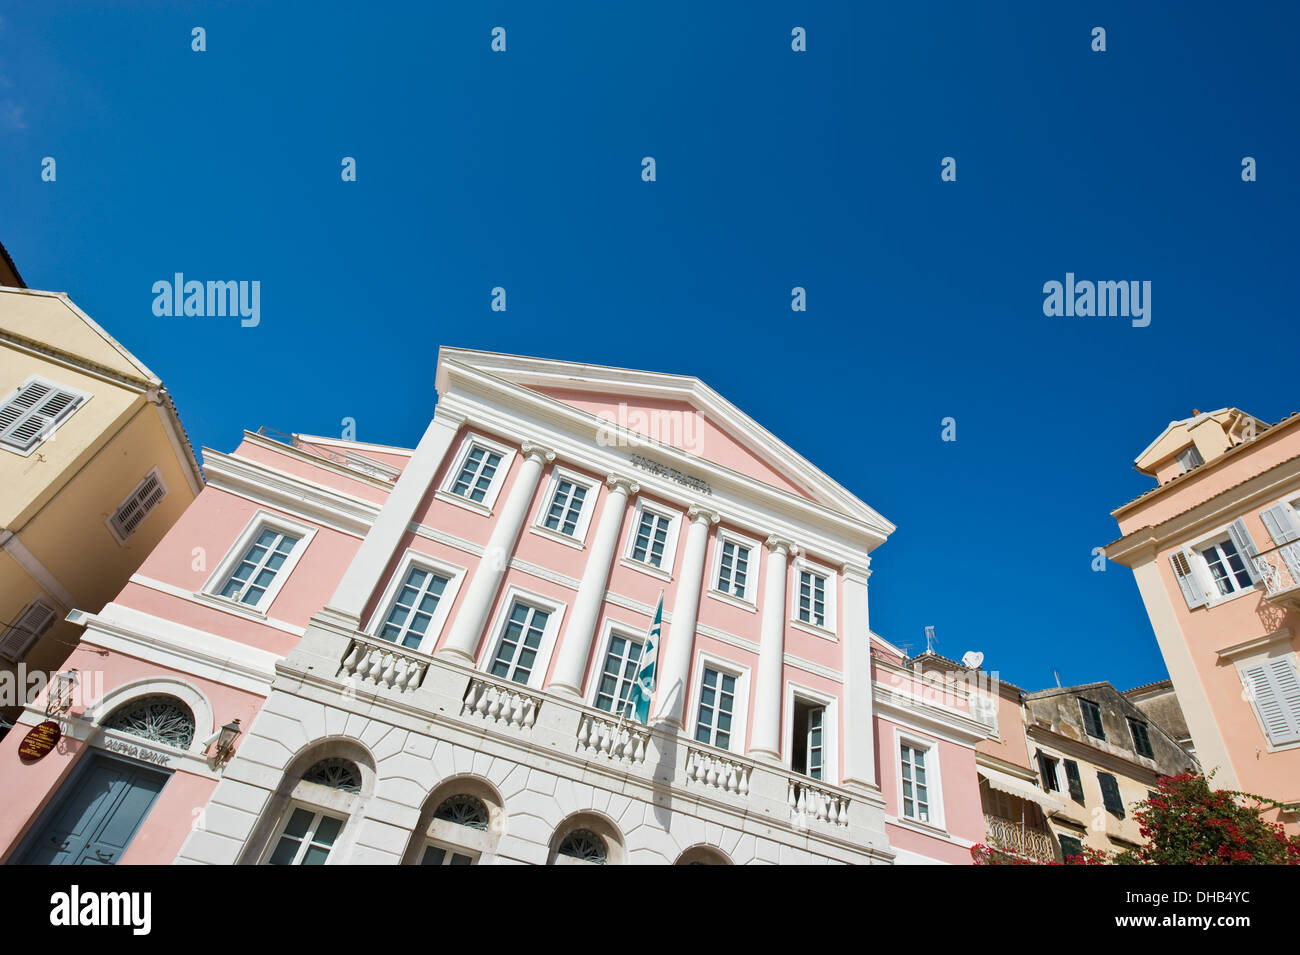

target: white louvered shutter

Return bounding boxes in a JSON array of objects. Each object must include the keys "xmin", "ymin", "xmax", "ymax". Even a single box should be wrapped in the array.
[
  {"xmin": 1241, "ymin": 658, "xmax": 1300, "ymax": 746},
  {"xmin": 110, "ymin": 470, "xmax": 167, "ymax": 541},
  {"xmin": 1260, "ymin": 504, "xmax": 1300, "ymax": 584},
  {"xmin": 0, "ymin": 601, "xmax": 57, "ymax": 661},
  {"xmin": 1169, "ymin": 548, "xmax": 1207, "ymax": 609},
  {"xmin": 0, "ymin": 379, "xmax": 84, "ymax": 451},
  {"xmin": 1226, "ymin": 519, "xmax": 1260, "ymax": 584}
]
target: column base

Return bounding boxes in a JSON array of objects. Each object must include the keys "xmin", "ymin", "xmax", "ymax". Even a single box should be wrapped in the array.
[
  {"xmin": 546, "ymin": 683, "xmax": 582, "ymax": 701},
  {"xmin": 747, "ymin": 748, "xmax": 782, "ymax": 766},
  {"xmin": 435, "ymin": 646, "xmax": 476, "ymax": 665}
]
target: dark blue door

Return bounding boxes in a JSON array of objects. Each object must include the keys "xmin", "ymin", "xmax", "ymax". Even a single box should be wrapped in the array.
[{"xmin": 17, "ymin": 754, "xmax": 169, "ymax": 865}]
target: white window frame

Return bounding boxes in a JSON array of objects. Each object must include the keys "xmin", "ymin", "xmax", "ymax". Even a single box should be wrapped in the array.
[
  {"xmin": 530, "ymin": 465, "xmax": 597, "ymax": 548},
  {"xmin": 363, "ymin": 549, "xmax": 466, "ymax": 654},
  {"xmin": 105, "ymin": 467, "xmax": 168, "ymax": 544},
  {"xmin": 688, "ymin": 651, "xmax": 750, "ymax": 755},
  {"xmin": 782, "ymin": 681, "xmax": 838, "ymax": 784},
  {"xmin": 583, "ymin": 619, "xmax": 647, "ymax": 714},
  {"xmin": 894, "ymin": 729, "xmax": 945, "ymax": 831},
  {"xmin": 262, "ymin": 802, "xmax": 348, "ymax": 866},
  {"xmin": 420, "ymin": 840, "xmax": 479, "ymax": 866},
  {"xmin": 476, "ymin": 586, "xmax": 567, "ymax": 690},
  {"xmin": 0, "ymin": 375, "xmax": 90, "ymax": 457},
  {"xmin": 202, "ymin": 510, "xmax": 317, "ymax": 615},
  {"xmin": 1225, "ymin": 634, "xmax": 1300, "ymax": 752},
  {"xmin": 791, "ymin": 557, "xmax": 837, "ymax": 638},
  {"xmin": 620, "ymin": 498, "xmax": 680, "ymax": 581},
  {"xmin": 1176, "ymin": 445, "xmax": 1204, "ymax": 474},
  {"xmin": 437, "ymin": 431, "xmax": 516, "ymax": 516},
  {"xmin": 708, "ymin": 528, "xmax": 760, "ymax": 610},
  {"xmin": 1185, "ymin": 523, "xmax": 1258, "ymax": 607}
]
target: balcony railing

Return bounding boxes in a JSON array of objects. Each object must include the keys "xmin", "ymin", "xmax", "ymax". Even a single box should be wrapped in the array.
[
  {"xmin": 462, "ymin": 676, "xmax": 541, "ymax": 730},
  {"xmin": 983, "ymin": 814, "xmax": 1058, "ymax": 862},
  {"xmin": 1252, "ymin": 542, "xmax": 1300, "ymax": 607},
  {"xmin": 338, "ymin": 635, "xmax": 428, "ymax": 692}
]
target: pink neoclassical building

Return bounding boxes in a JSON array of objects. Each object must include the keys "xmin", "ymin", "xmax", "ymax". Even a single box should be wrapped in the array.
[
  {"xmin": 0, "ymin": 348, "xmax": 992, "ymax": 865},
  {"xmin": 1106, "ymin": 409, "xmax": 1300, "ymax": 832}
]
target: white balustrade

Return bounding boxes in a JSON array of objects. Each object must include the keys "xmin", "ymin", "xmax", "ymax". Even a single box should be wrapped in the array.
[
  {"xmin": 338, "ymin": 637, "xmax": 428, "ymax": 691},
  {"xmin": 462, "ymin": 676, "xmax": 541, "ymax": 730},
  {"xmin": 685, "ymin": 747, "xmax": 752, "ymax": 796},
  {"xmin": 1253, "ymin": 543, "xmax": 1300, "ymax": 598},
  {"xmin": 576, "ymin": 714, "xmax": 649, "ymax": 764},
  {"xmin": 787, "ymin": 779, "xmax": 850, "ymax": 828}
]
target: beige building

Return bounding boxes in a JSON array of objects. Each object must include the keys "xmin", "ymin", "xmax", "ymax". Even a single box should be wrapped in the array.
[
  {"xmin": 0, "ymin": 283, "xmax": 202, "ymax": 724},
  {"xmin": 1124, "ymin": 679, "xmax": 1195, "ymax": 757}
]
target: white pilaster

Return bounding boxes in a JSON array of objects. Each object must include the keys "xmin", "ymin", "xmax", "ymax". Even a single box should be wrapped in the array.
[
  {"xmin": 840, "ymin": 562, "xmax": 877, "ymax": 791},
  {"xmin": 653, "ymin": 504, "xmax": 719, "ymax": 728},
  {"xmin": 438, "ymin": 441, "xmax": 556, "ymax": 663},
  {"xmin": 749, "ymin": 536, "xmax": 794, "ymax": 763},
  {"xmin": 327, "ymin": 408, "xmax": 465, "ymax": 625},
  {"xmin": 547, "ymin": 475, "xmax": 639, "ymax": 698}
]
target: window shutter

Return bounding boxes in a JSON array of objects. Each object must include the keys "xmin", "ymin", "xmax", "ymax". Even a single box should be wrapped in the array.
[
  {"xmin": 1169, "ymin": 548, "xmax": 1208, "ymax": 609},
  {"xmin": 1098, "ymin": 772, "xmax": 1125, "ymax": 817},
  {"xmin": 110, "ymin": 470, "xmax": 167, "ymax": 541},
  {"xmin": 0, "ymin": 601, "xmax": 57, "ymax": 661},
  {"xmin": 1226, "ymin": 519, "xmax": 1261, "ymax": 584},
  {"xmin": 0, "ymin": 380, "xmax": 83, "ymax": 451},
  {"xmin": 1241, "ymin": 660, "xmax": 1300, "ymax": 746},
  {"xmin": 1063, "ymin": 760, "xmax": 1084, "ymax": 801},
  {"xmin": 1260, "ymin": 505, "xmax": 1300, "ymax": 584}
]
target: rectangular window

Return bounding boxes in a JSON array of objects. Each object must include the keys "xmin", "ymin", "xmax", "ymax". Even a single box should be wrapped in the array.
[
  {"xmin": 1079, "ymin": 699, "xmax": 1106, "ymax": 740},
  {"xmin": 421, "ymin": 843, "xmax": 475, "ymax": 865},
  {"xmin": 377, "ymin": 566, "xmax": 450, "ymax": 649},
  {"xmin": 798, "ymin": 571, "xmax": 827, "ymax": 627},
  {"xmin": 1097, "ymin": 772, "xmax": 1125, "ymax": 817},
  {"xmin": 716, "ymin": 539, "xmax": 751, "ymax": 600},
  {"xmin": 594, "ymin": 633, "xmax": 643, "ymax": 715},
  {"xmin": 0, "ymin": 377, "xmax": 86, "ymax": 452},
  {"xmin": 108, "ymin": 469, "xmax": 167, "ymax": 542},
  {"xmin": 1058, "ymin": 834, "xmax": 1084, "ymax": 860},
  {"xmin": 218, "ymin": 528, "xmax": 301, "ymax": 607},
  {"xmin": 450, "ymin": 443, "xmax": 503, "ymax": 504},
  {"xmin": 489, "ymin": 602, "xmax": 550, "ymax": 685},
  {"xmin": 1199, "ymin": 538, "xmax": 1253, "ymax": 596},
  {"xmin": 792, "ymin": 700, "xmax": 825, "ymax": 780},
  {"xmin": 1128, "ymin": 717, "xmax": 1154, "ymax": 758},
  {"xmin": 693, "ymin": 667, "xmax": 736, "ymax": 750},
  {"xmin": 1037, "ymin": 752, "xmax": 1060, "ymax": 792},
  {"xmin": 900, "ymin": 744, "xmax": 931, "ymax": 823},
  {"xmin": 542, "ymin": 478, "xmax": 588, "ymax": 537},
  {"xmin": 631, "ymin": 509, "xmax": 671, "ymax": 568},
  {"xmin": 0, "ymin": 600, "xmax": 57, "ymax": 662},
  {"xmin": 1176, "ymin": 446, "xmax": 1204, "ymax": 474},
  {"xmin": 267, "ymin": 807, "xmax": 344, "ymax": 865},
  {"xmin": 1063, "ymin": 759, "xmax": 1084, "ymax": 801},
  {"xmin": 1240, "ymin": 656, "xmax": 1300, "ymax": 746}
]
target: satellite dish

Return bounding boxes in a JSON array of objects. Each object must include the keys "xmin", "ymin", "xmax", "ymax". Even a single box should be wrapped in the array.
[{"xmin": 961, "ymin": 650, "xmax": 985, "ymax": 669}]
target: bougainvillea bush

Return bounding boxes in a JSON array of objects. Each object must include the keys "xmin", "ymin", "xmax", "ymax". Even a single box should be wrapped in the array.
[{"xmin": 971, "ymin": 773, "xmax": 1300, "ymax": 866}]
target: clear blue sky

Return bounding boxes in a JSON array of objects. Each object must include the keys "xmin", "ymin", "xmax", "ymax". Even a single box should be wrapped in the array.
[{"xmin": 3, "ymin": 2, "xmax": 1297, "ymax": 693}]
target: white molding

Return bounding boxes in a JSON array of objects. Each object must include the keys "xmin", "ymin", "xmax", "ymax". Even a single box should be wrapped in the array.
[
  {"xmin": 893, "ymin": 727, "xmax": 946, "ymax": 831},
  {"xmin": 202, "ymin": 449, "xmax": 378, "ymax": 537},
  {"xmin": 782, "ymin": 679, "xmax": 839, "ymax": 785},
  {"xmin": 582, "ymin": 617, "xmax": 647, "ymax": 711},
  {"xmin": 201, "ymin": 509, "xmax": 318, "ymax": 615},
  {"xmin": 531, "ymin": 464, "xmax": 599, "ymax": 547},
  {"xmin": 362, "ymin": 549, "xmax": 467, "ymax": 654},
  {"xmin": 791, "ymin": 555, "xmax": 838, "ymax": 638},
  {"xmin": 127, "ymin": 574, "xmax": 307, "ymax": 636},
  {"xmin": 622, "ymin": 497, "xmax": 681, "ymax": 579},
  {"xmin": 872, "ymin": 683, "xmax": 990, "ymax": 746},
  {"xmin": 0, "ymin": 531, "xmax": 76, "ymax": 609},
  {"xmin": 708, "ymin": 527, "xmax": 761, "ymax": 607},
  {"xmin": 85, "ymin": 674, "xmax": 217, "ymax": 753},
  {"xmin": 687, "ymin": 649, "xmax": 751, "ymax": 755},
  {"xmin": 475, "ymin": 585, "xmax": 569, "ymax": 690},
  {"xmin": 439, "ymin": 430, "xmax": 517, "ymax": 515}
]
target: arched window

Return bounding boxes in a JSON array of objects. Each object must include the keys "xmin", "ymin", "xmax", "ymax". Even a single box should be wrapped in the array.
[
  {"xmin": 675, "ymin": 845, "xmax": 732, "ymax": 865},
  {"xmin": 301, "ymin": 758, "xmax": 362, "ymax": 793},
  {"xmin": 434, "ymin": 794, "xmax": 489, "ymax": 830},
  {"xmin": 103, "ymin": 695, "xmax": 195, "ymax": 749},
  {"xmin": 557, "ymin": 828, "xmax": 607, "ymax": 865}
]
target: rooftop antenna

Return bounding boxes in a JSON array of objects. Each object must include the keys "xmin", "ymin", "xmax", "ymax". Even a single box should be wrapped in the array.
[
  {"xmin": 924, "ymin": 626, "xmax": 937, "ymax": 655},
  {"xmin": 1053, "ymin": 668, "xmax": 1062, "ymax": 688}
]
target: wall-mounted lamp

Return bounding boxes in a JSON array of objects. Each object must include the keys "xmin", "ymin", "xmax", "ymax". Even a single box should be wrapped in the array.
[
  {"xmin": 204, "ymin": 718, "xmax": 241, "ymax": 767},
  {"xmin": 47, "ymin": 669, "xmax": 79, "ymax": 716}
]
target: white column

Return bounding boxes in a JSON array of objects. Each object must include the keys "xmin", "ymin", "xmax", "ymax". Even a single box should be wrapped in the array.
[
  {"xmin": 327, "ymin": 408, "xmax": 465, "ymax": 626},
  {"xmin": 547, "ymin": 475, "xmax": 639, "ymax": 698},
  {"xmin": 653, "ymin": 504, "xmax": 719, "ymax": 728},
  {"xmin": 438, "ymin": 441, "xmax": 556, "ymax": 663},
  {"xmin": 748, "ymin": 536, "xmax": 794, "ymax": 763},
  {"xmin": 840, "ymin": 562, "xmax": 878, "ymax": 791}
]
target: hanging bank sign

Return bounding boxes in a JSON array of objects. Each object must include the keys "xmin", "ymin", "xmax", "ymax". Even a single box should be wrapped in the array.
[{"xmin": 17, "ymin": 720, "xmax": 61, "ymax": 762}]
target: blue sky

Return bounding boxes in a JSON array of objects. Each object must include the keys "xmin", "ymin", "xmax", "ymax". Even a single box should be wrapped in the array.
[{"xmin": 3, "ymin": 2, "xmax": 1297, "ymax": 693}]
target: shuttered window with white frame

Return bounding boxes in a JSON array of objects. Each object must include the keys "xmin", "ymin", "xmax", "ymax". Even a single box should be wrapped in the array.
[
  {"xmin": 108, "ymin": 468, "xmax": 168, "ymax": 542},
  {"xmin": 0, "ymin": 600, "xmax": 57, "ymax": 661},
  {"xmin": 1240, "ymin": 656, "xmax": 1300, "ymax": 747},
  {"xmin": 0, "ymin": 377, "xmax": 87, "ymax": 452},
  {"xmin": 1260, "ymin": 503, "xmax": 1300, "ymax": 584},
  {"xmin": 1169, "ymin": 548, "xmax": 1208, "ymax": 609}
]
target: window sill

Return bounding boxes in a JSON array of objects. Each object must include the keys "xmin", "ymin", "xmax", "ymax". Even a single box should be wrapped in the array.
[
  {"xmin": 1203, "ymin": 585, "xmax": 1260, "ymax": 610},
  {"xmin": 893, "ymin": 814, "xmax": 949, "ymax": 838},
  {"xmin": 529, "ymin": 524, "xmax": 587, "ymax": 551},
  {"xmin": 790, "ymin": 618, "xmax": 838, "ymax": 642},
  {"xmin": 620, "ymin": 556, "xmax": 673, "ymax": 583},
  {"xmin": 435, "ymin": 488, "xmax": 494, "ymax": 518},
  {"xmin": 706, "ymin": 588, "xmax": 757, "ymax": 613},
  {"xmin": 195, "ymin": 591, "xmax": 270, "ymax": 620}
]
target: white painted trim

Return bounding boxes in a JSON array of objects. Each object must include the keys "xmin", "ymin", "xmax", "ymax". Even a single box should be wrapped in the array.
[
  {"xmin": 127, "ymin": 574, "xmax": 307, "ymax": 636},
  {"xmin": 687, "ymin": 649, "xmax": 751, "ymax": 755},
  {"xmin": 582, "ymin": 617, "xmax": 647, "ymax": 711},
  {"xmin": 85, "ymin": 674, "xmax": 216, "ymax": 754},
  {"xmin": 622, "ymin": 497, "xmax": 681, "ymax": 579},
  {"xmin": 708, "ymin": 527, "xmax": 761, "ymax": 607},
  {"xmin": 363, "ymin": 549, "xmax": 467, "ymax": 654},
  {"xmin": 0, "ymin": 374, "xmax": 91, "ymax": 457},
  {"xmin": 201, "ymin": 509, "xmax": 318, "ymax": 615},
  {"xmin": 439, "ymin": 430, "xmax": 517, "ymax": 515},
  {"xmin": 893, "ymin": 727, "xmax": 945, "ymax": 831},
  {"xmin": 201, "ymin": 450, "xmax": 377, "ymax": 538},
  {"xmin": 791, "ymin": 555, "xmax": 838, "ymax": 638},
  {"xmin": 782, "ymin": 680, "xmax": 839, "ymax": 785},
  {"xmin": 0, "ymin": 531, "xmax": 75, "ymax": 609},
  {"xmin": 476, "ymin": 585, "xmax": 568, "ymax": 691},
  {"xmin": 530, "ymin": 464, "xmax": 598, "ymax": 547}
]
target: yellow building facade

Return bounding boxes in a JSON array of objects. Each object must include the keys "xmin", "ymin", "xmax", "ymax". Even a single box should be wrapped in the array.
[{"xmin": 0, "ymin": 286, "xmax": 202, "ymax": 723}]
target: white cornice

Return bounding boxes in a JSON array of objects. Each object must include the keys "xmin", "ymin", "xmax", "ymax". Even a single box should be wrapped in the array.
[{"xmin": 872, "ymin": 683, "xmax": 992, "ymax": 746}]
